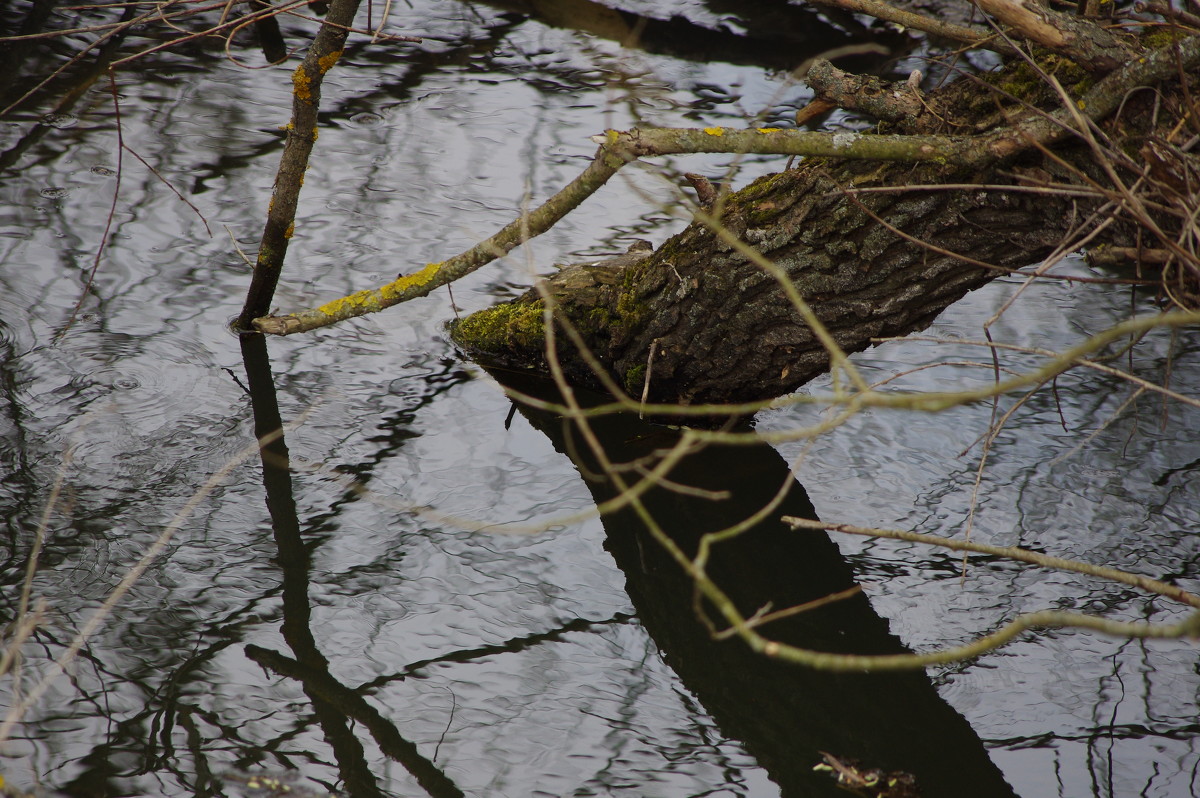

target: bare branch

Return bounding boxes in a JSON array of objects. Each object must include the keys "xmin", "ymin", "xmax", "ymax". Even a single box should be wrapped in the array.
[
  {"xmin": 783, "ymin": 517, "xmax": 1200, "ymax": 609},
  {"xmin": 806, "ymin": 58, "xmax": 924, "ymax": 122},
  {"xmin": 976, "ymin": 0, "xmax": 1131, "ymax": 72},
  {"xmin": 235, "ymin": 0, "xmax": 364, "ymax": 329}
]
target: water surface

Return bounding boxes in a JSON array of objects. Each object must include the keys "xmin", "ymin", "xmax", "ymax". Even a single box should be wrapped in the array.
[{"xmin": 1, "ymin": 2, "xmax": 1198, "ymax": 797}]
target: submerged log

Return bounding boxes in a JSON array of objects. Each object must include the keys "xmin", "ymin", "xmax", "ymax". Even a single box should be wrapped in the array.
[{"xmin": 450, "ymin": 29, "xmax": 1200, "ymax": 406}]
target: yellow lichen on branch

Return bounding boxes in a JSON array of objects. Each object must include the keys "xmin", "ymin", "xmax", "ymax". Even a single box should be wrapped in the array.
[
  {"xmin": 317, "ymin": 50, "xmax": 343, "ymax": 74},
  {"xmin": 292, "ymin": 64, "xmax": 312, "ymax": 102},
  {"xmin": 384, "ymin": 262, "xmax": 442, "ymax": 297},
  {"xmin": 252, "ymin": 141, "xmax": 631, "ymax": 335},
  {"xmin": 315, "ymin": 288, "xmax": 382, "ymax": 317},
  {"xmin": 257, "ymin": 263, "xmax": 448, "ymax": 335},
  {"xmin": 311, "ymin": 263, "xmax": 444, "ymax": 317}
]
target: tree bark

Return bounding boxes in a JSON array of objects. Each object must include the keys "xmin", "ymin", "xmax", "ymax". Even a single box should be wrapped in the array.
[
  {"xmin": 450, "ymin": 29, "xmax": 1200, "ymax": 407},
  {"xmin": 235, "ymin": 0, "xmax": 363, "ymax": 331},
  {"xmin": 452, "ymin": 158, "xmax": 1094, "ymax": 405}
]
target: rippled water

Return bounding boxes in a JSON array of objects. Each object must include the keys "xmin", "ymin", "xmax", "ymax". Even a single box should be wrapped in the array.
[{"xmin": 1, "ymin": 2, "xmax": 1198, "ymax": 797}]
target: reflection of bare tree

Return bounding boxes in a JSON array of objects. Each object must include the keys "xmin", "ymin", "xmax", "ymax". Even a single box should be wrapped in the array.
[
  {"xmin": 239, "ymin": 334, "xmax": 641, "ymax": 796},
  {"xmin": 0, "ymin": 4, "xmax": 136, "ymax": 171}
]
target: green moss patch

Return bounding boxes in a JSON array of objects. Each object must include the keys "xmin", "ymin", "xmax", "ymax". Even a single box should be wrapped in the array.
[{"xmin": 449, "ymin": 300, "xmax": 546, "ymax": 356}]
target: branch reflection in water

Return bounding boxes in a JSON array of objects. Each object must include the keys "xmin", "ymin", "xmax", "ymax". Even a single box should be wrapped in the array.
[{"xmin": 237, "ymin": 324, "xmax": 1018, "ymax": 797}]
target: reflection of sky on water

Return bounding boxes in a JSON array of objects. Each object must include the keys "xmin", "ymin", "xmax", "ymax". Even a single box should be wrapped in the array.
[{"xmin": 0, "ymin": 2, "xmax": 1198, "ymax": 797}]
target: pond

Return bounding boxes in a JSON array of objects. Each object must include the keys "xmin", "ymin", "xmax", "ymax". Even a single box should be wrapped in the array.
[{"xmin": 1, "ymin": 2, "xmax": 1198, "ymax": 797}]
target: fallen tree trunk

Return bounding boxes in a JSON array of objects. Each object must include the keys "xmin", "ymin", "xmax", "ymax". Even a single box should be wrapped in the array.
[
  {"xmin": 452, "ymin": 155, "xmax": 1096, "ymax": 405},
  {"xmin": 450, "ymin": 19, "xmax": 1200, "ymax": 407}
]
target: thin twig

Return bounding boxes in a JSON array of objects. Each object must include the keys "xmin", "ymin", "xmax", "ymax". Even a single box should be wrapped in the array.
[
  {"xmin": 784, "ymin": 516, "xmax": 1200, "ymax": 609},
  {"xmin": 57, "ymin": 69, "xmax": 126, "ymax": 341}
]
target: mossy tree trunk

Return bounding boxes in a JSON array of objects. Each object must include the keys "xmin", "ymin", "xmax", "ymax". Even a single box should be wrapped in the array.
[
  {"xmin": 449, "ymin": 31, "xmax": 1200, "ymax": 406},
  {"xmin": 457, "ymin": 156, "xmax": 1101, "ymax": 405},
  {"xmin": 449, "ymin": 141, "xmax": 1126, "ymax": 405}
]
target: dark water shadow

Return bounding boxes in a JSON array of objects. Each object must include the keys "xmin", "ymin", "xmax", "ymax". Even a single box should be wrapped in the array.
[
  {"xmin": 467, "ymin": 0, "xmax": 904, "ymax": 74},
  {"xmin": 488, "ymin": 366, "xmax": 1018, "ymax": 798}
]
